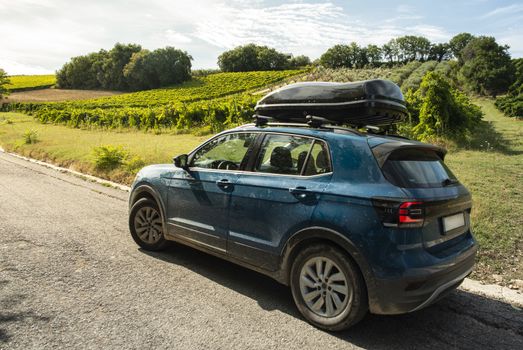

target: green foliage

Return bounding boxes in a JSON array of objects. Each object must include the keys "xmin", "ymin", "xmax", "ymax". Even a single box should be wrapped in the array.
[
  {"xmin": 320, "ymin": 43, "xmax": 381, "ymax": 69},
  {"xmin": 459, "ymin": 36, "xmax": 515, "ymax": 96},
  {"xmin": 56, "ymin": 43, "xmax": 192, "ymax": 91},
  {"xmin": 449, "ymin": 33, "xmax": 475, "ymax": 63},
  {"xmin": 218, "ymin": 44, "xmax": 291, "ymax": 72},
  {"xmin": 0, "ymin": 69, "xmax": 10, "ymax": 98},
  {"xmin": 8, "ymin": 70, "xmax": 301, "ymax": 132},
  {"xmin": 401, "ymin": 60, "xmax": 438, "ymax": 92},
  {"xmin": 288, "ymin": 55, "xmax": 311, "ymax": 68},
  {"xmin": 23, "ymin": 129, "xmax": 38, "ymax": 144},
  {"xmin": 406, "ymin": 71, "xmax": 483, "ymax": 140},
  {"xmin": 92, "ymin": 145, "xmax": 128, "ymax": 170},
  {"xmin": 124, "ymin": 155, "xmax": 146, "ymax": 173},
  {"xmin": 123, "ymin": 47, "xmax": 192, "ymax": 91},
  {"xmin": 5, "ymin": 74, "xmax": 55, "ymax": 92},
  {"xmin": 495, "ymin": 58, "xmax": 523, "ymax": 119}
]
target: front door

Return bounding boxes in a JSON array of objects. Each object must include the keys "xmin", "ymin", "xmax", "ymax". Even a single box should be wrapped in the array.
[
  {"xmin": 227, "ymin": 133, "xmax": 332, "ymax": 270},
  {"xmin": 165, "ymin": 132, "xmax": 257, "ymax": 252}
]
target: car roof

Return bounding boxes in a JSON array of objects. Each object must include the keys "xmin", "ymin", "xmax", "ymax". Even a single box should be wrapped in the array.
[{"xmin": 226, "ymin": 124, "xmax": 420, "ymax": 146}]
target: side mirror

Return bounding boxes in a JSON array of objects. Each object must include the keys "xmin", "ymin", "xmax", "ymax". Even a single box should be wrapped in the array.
[{"xmin": 173, "ymin": 154, "xmax": 189, "ymax": 169}]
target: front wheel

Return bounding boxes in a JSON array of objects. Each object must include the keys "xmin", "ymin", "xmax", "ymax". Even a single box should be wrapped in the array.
[
  {"xmin": 290, "ymin": 244, "xmax": 368, "ymax": 331},
  {"xmin": 129, "ymin": 198, "xmax": 168, "ymax": 251}
]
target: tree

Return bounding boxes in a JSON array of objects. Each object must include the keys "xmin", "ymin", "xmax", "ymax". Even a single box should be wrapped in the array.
[
  {"xmin": 449, "ymin": 33, "xmax": 474, "ymax": 63},
  {"xmin": 320, "ymin": 44, "xmax": 353, "ymax": 68},
  {"xmin": 366, "ymin": 44, "xmax": 382, "ymax": 67},
  {"xmin": 459, "ymin": 36, "xmax": 515, "ymax": 96},
  {"xmin": 320, "ymin": 43, "xmax": 367, "ymax": 68},
  {"xmin": 99, "ymin": 43, "xmax": 142, "ymax": 90},
  {"xmin": 395, "ymin": 35, "xmax": 432, "ymax": 62},
  {"xmin": 288, "ymin": 55, "xmax": 311, "ymax": 68},
  {"xmin": 124, "ymin": 47, "xmax": 192, "ymax": 91},
  {"xmin": 382, "ymin": 39, "xmax": 399, "ymax": 64},
  {"xmin": 218, "ymin": 44, "xmax": 290, "ymax": 72},
  {"xmin": 0, "ymin": 69, "xmax": 10, "ymax": 99},
  {"xmin": 429, "ymin": 43, "xmax": 451, "ymax": 62}
]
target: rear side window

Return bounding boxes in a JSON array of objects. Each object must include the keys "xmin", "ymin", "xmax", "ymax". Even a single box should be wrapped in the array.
[
  {"xmin": 382, "ymin": 149, "xmax": 457, "ymax": 188},
  {"xmin": 253, "ymin": 134, "xmax": 331, "ymax": 176}
]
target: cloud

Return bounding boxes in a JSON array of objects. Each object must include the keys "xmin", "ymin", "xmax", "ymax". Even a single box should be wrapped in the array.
[
  {"xmin": 1, "ymin": 0, "xmax": 521, "ymax": 74},
  {"xmin": 480, "ymin": 3, "xmax": 523, "ymax": 19}
]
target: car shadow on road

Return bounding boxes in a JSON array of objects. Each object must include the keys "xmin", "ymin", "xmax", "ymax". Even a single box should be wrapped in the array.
[{"xmin": 141, "ymin": 244, "xmax": 523, "ymax": 349}]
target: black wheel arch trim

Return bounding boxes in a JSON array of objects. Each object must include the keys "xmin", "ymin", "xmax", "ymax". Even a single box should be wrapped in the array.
[
  {"xmin": 129, "ymin": 183, "xmax": 168, "ymax": 233},
  {"xmin": 279, "ymin": 226, "xmax": 378, "ymax": 307}
]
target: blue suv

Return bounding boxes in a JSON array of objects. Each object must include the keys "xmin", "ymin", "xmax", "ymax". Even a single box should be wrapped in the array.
[{"xmin": 128, "ymin": 122, "xmax": 477, "ymax": 331}]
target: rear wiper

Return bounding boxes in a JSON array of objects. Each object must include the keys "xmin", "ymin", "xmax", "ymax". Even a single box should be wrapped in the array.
[{"xmin": 442, "ymin": 178, "xmax": 459, "ymax": 186}]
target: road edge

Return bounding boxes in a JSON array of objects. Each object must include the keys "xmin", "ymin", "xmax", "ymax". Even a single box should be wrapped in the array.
[
  {"xmin": 0, "ymin": 146, "xmax": 131, "ymax": 192},
  {"xmin": 1, "ymin": 146, "xmax": 522, "ymax": 308}
]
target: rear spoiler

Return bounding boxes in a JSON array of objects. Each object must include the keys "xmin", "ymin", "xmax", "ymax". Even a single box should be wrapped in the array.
[{"xmin": 370, "ymin": 140, "xmax": 447, "ymax": 167}]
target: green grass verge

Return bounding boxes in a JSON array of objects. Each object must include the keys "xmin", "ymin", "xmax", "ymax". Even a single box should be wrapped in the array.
[
  {"xmin": 0, "ymin": 112, "xmax": 207, "ymax": 183},
  {"xmin": 1, "ymin": 98, "xmax": 521, "ymax": 283},
  {"xmin": 444, "ymin": 98, "xmax": 522, "ymax": 283}
]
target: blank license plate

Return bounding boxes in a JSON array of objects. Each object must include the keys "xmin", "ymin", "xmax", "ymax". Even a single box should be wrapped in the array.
[{"xmin": 443, "ymin": 213, "xmax": 465, "ymax": 232}]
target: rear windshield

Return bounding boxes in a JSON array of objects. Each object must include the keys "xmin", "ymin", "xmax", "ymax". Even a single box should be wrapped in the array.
[{"xmin": 382, "ymin": 149, "xmax": 457, "ymax": 188}]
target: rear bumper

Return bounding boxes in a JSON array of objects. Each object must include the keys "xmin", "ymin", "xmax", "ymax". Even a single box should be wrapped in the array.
[{"xmin": 369, "ymin": 239, "xmax": 477, "ymax": 315}]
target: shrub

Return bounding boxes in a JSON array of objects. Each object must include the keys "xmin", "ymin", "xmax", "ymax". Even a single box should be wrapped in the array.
[
  {"xmin": 23, "ymin": 130, "xmax": 38, "ymax": 144},
  {"xmin": 218, "ymin": 44, "xmax": 290, "ymax": 72},
  {"xmin": 124, "ymin": 155, "xmax": 146, "ymax": 173},
  {"xmin": 92, "ymin": 145, "xmax": 128, "ymax": 171},
  {"xmin": 407, "ymin": 71, "xmax": 483, "ymax": 140}
]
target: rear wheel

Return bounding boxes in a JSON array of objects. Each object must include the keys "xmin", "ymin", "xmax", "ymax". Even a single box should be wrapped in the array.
[
  {"xmin": 129, "ymin": 198, "xmax": 168, "ymax": 251},
  {"xmin": 290, "ymin": 244, "xmax": 368, "ymax": 331}
]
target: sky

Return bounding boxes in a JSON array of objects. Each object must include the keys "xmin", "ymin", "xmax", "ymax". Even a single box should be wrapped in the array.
[{"xmin": 1, "ymin": 0, "xmax": 522, "ymax": 75}]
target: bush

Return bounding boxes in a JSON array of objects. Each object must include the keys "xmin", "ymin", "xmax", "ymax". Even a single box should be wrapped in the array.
[
  {"xmin": 406, "ymin": 71, "xmax": 483, "ymax": 140},
  {"xmin": 23, "ymin": 130, "xmax": 38, "ymax": 144},
  {"xmin": 92, "ymin": 145, "xmax": 128, "ymax": 171}
]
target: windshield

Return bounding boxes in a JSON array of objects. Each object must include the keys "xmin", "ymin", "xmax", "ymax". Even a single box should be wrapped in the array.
[{"xmin": 382, "ymin": 149, "xmax": 457, "ymax": 188}]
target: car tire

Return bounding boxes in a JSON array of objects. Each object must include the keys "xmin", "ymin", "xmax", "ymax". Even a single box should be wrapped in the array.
[
  {"xmin": 290, "ymin": 244, "xmax": 368, "ymax": 331},
  {"xmin": 129, "ymin": 198, "xmax": 168, "ymax": 251}
]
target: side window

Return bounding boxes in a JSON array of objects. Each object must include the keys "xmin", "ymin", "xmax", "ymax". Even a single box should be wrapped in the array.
[
  {"xmin": 303, "ymin": 141, "xmax": 332, "ymax": 175},
  {"xmin": 254, "ymin": 134, "xmax": 313, "ymax": 175},
  {"xmin": 191, "ymin": 133, "xmax": 256, "ymax": 170}
]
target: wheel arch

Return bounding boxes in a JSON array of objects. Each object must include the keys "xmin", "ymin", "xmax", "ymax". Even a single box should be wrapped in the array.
[
  {"xmin": 279, "ymin": 227, "xmax": 377, "ymax": 306},
  {"xmin": 129, "ymin": 183, "xmax": 168, "ymax": 231}
]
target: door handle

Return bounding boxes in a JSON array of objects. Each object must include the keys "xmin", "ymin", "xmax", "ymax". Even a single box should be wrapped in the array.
[
  {"xmin": 289, "ymin": 186, "xmax": 313, "ymax": 199},
  {"xmin": 216, "ymin": 179, "xmax": 233, "ymax": 191}
]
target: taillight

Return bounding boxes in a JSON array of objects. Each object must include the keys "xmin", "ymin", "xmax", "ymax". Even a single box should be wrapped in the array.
[{"xmin": 372, "ymin": 198, "xmax": 425, "ymax": 228}]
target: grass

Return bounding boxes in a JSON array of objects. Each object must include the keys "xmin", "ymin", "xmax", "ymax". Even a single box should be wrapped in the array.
[
  {"xmin": 445, "ymin": 98, "xmax": 522, "ymax": 283},
  {"xmin": 7, "ymin": 75, "xmax": 56, "ymax": 91},
  {"xmin": 0, "ymin": 112, "xmax": 207, "ymax": 183},
  {"xmin": 0, "ymin": 98, "xmax": 521, "ymax": 283}
]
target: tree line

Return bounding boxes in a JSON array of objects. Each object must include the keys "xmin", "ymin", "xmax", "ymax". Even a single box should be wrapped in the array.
[{"xmin": 55, "ymin": 43, "xmax": 192, "ymax": 91}]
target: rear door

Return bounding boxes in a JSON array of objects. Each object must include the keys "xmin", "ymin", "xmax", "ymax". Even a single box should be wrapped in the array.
[
  {"xmin": 226, "ymin": 133, "xmax": 332, "ymax": 270},
  {"xmin": 379, "ymin": 147, "xmax": 472, "ymax": 248}
]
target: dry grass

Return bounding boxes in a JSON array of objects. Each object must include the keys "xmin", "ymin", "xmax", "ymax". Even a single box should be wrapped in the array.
[{"xmin": 4, "ymin": 88, "xmax": 124, "ymax": 102}]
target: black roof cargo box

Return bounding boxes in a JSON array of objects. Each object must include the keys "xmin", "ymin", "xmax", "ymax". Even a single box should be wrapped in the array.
[{"xmin": 254, "ymin": 79, "xmax": 407, "ymax": 126}]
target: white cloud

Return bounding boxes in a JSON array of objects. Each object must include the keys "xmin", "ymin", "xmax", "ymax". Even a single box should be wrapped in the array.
[
  {"xmin": 0, "ymin": 0, "xmax": 521, "ymax": 74},
  {"xmin": 480, "ymin": 3, "xmax": 523, "ymax": 19}
]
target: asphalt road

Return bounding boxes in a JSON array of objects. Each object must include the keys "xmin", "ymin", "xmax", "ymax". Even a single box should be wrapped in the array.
[{"xmin": 0, "ymin": 151, "xmax": 522, "ymax": 350}]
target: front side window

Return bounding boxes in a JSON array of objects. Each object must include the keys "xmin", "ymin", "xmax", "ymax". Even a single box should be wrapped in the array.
[
  {"xmin": 254, "ymin": 134, "xmax": 330, "ymax": 176},
  {"xmin": 191, "ymin": 133, "xmax": 256, "ymax": 170}
]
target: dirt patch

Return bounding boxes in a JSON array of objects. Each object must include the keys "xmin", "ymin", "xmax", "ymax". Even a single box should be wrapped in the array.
[{"xmin": 4, "ymin": 89, "xmax": 124, "ymax": 102}]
